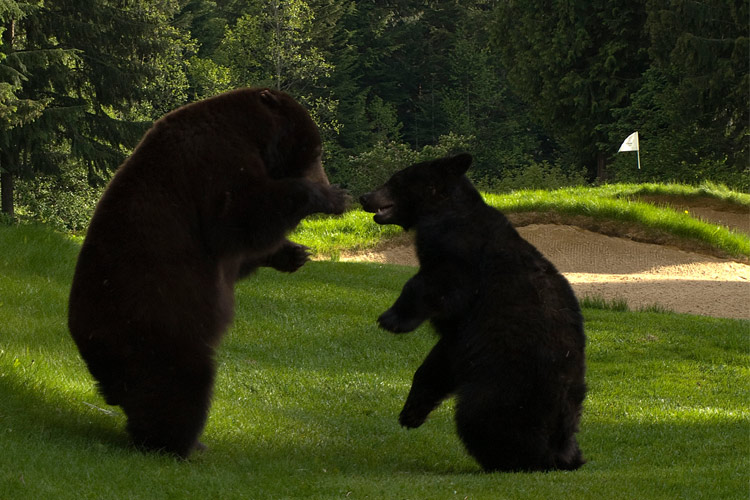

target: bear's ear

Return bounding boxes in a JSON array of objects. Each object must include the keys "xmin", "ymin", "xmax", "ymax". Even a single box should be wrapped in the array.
[
  {"xmin": 443, "ymin": 153, "xmax": 473, "ymax": 176},
  {"xmin": 259, "ymin": 88, "xmax": 281, "ymax": 107}
]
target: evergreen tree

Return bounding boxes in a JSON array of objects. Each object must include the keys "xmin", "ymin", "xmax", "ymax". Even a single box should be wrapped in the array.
[
  {"xmin": 0, "ymin": 1, "xmax": 45, "ymax": 130},
  {"xmin": 175, "ymin": 0, "xmax": 234, "ymax": 100},
  {"xmin": 0, "ymin": 0, "xmax": 55, "ymax": 216},
  {"xmin": 0, "ymin": 0, "xmax": 192, "ymax": 217},
  {"xmin": 442, "ymin": 3, "xmax": 548, "ymax": 177},
  {"xmin": 633, "ymin": 0, "xmax": 747, "ymax": 182},
  {"xmin": 491, "ymin": 0, "xmax": 650, "ymax": 179},
  {"xmin": 326, "ymin": 0, "xmax": 403, "ymax": 155}
]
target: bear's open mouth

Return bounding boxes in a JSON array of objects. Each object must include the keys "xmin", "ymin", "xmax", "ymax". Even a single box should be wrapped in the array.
[
  {"xmin": 376, "ymin": 204, "xmax": 394, "ymax": 215},
  {"xmin": 374, "ymin": 204, "xmax": 395, "ymax": 223}
]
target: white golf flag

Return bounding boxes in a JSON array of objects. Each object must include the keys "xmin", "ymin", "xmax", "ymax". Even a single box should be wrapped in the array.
[{"xmin": 618, "ymin": 131, "xmax": 639, "ymax": 152}]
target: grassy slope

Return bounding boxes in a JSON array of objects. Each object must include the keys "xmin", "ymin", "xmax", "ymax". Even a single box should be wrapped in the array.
[
  {"xmin": 1, "ymin": 224, "xmax": 748, "ymax": 499},
  {"xmin": 296, "ymin": 183, "xmax": 750, "ymax": 259}
]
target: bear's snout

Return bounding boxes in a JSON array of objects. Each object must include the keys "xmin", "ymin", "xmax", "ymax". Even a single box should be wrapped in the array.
[
  {"xmin": 359, "ymin": 192, "xmax": 374, "ymax": 211},
  {"xmin": 360, "ymin": 189, "xmax": 398, "ymax": 226},
  {"xmin": 360, "ymin": 190, "xmax": 392, "ymax": 213}
]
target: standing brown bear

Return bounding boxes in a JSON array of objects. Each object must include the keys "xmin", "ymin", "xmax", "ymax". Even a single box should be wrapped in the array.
[
  {"xmin": 360, "ymin": 153, "xmax": 586, "ymax": 472},
  {"xmin": 68, "ymin": 88, "xmax": 346, "ymax": 458}
]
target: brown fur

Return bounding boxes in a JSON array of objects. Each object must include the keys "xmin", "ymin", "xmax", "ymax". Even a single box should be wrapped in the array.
[{"xmin": 68, "ymin": 88, "xmax": 346, "ymax": 458}]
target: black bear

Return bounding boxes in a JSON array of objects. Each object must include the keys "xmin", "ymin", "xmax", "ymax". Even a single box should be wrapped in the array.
[
  {"xmin": 68, "ymin": 88, "xmax": 346, "ymax": 458},
  {"xmin": 360, "ymin": 153, "xmax": 586, "ymax": 472}
]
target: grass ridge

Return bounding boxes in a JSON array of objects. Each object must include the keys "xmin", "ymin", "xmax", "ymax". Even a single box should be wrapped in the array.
[{"xmin": 295, "ymin": 183, "xmax": 750, "ymax": 259}]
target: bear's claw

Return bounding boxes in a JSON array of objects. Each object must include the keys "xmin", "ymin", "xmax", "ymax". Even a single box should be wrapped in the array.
[
  {"xmin": 398, "ymin": 406, "xmax": 427, "ymax": 428},
  {"xmin": 267, "ymin": 242, "xmax": 310, "ymax": 273},
  {"xmin": 377, "ymin": 308, "xmax": 420, "ymax": 333}
]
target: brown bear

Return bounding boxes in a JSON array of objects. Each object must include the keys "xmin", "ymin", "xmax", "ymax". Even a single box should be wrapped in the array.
[
  {"xmin": 360, "ymin": 153, "xmax": 586, "ymax": 472},
  {"xmin": 68, "ymin": 88, "xmax": 346, "ymax": 458}
]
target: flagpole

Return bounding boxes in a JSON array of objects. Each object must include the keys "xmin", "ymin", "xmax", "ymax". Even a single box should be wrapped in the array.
[
  {"xmin": 636, "ymin": 148, "xmax": 641, "ymax": 170},
  {"xmin": 618, "ymin": 131, "xmax": 641, "ymax": 171}
]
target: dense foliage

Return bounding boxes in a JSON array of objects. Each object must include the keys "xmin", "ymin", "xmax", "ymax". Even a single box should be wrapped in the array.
[{"xmin": 1, "ymin": 0, "xmax": 747, "ymax": 223}]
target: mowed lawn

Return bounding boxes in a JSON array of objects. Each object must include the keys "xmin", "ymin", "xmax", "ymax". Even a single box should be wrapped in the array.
[{"xmin": 0, "ymin": 224, "xmax": 747, "ymax": 499}]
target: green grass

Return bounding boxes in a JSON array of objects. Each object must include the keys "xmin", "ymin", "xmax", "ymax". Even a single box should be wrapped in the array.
[
  {"xmin": 295, "ymin": 183, "xmax": 750, "ymax": 259},
  {"xmin": 579, "ymin": 295, "xmax": 631, "ymax": 312},
  {"xmin": 599, "ymin": 181, "xmax": 750, "ymax": 206},
  {"xmin": 485, "ymin": 188, "xmax": 749, "ymax": 256},
  {"xmin": 1, "ymin": 224, "xmax": 748, "ymax": 499},
  {"xmin": 292, "ymin": 209, "xmax": 404, "ymax": 258}
]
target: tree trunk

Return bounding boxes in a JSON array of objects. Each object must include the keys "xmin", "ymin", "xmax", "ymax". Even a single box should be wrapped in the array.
[
  {"xmin": 3, "ymin": 19, "xmax": 13, "ymax": 46},
  {"xmin": 1, "ymin": 171, "xmax": 14, "ymax": 218},
  {"xmin": 271, "ymin": 0, "xmax": 282, "ymax": 90},
  {"xmin": 1, "ymin": 20, "xmax": 15, "ymax": 217},
  {"xmin": 596, "ymin": 151, "xmax": 607, "ymax": 182}
]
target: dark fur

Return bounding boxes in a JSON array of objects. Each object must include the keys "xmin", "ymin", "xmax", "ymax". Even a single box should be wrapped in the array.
[
  {"xmin": 68, "ymin": 88, "xmax": 346, "ymax": 458},
  {"xmin": 360, "ymin": 153, "xmax": 586, "ymax": 472}
]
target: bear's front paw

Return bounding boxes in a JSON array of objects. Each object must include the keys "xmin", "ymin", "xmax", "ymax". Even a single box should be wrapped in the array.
[
  {"xmin": 399, "ymin": 405, "xmax": 428, "ymax": 429},
  {"xmin": 322, "ymin": 185, "xmax": 350, "ymax": 215},
  {"xmin": 377, "ymin": 308, "xmax": 421, "ymax": 334},
  {"xmin": 267, "ymin": 242, "xmax": 310, "ymax": 273}
]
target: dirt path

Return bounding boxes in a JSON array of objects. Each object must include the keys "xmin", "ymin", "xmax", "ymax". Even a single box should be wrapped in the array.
[{"xmin": 336, "ymin": 203, "xmax": 750, "ymax": 320}]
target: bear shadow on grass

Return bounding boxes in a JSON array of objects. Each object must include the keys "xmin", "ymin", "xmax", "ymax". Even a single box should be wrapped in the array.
[
  {"xmin": 7, "ymin": 368, "xmax": 735, "ymax": 482},
  {"xmin": 0, "ymin": 357, "xmax": 475, "ymax": 472},
  {"xmin": 0, "ymin": 374, "xmax": 131, "ymax": 454}
]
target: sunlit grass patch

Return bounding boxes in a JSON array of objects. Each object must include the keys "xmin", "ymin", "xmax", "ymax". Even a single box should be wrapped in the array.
[
  {"xmin": 1, "ymin": 216, "xmax": 748, "ymax": 499},
  {"xmin": 292, "ymin": 210, "xmax": 403, "ymax": 259},
  {"xmin": 294, "ymin": 183, "xmax": 750, "ymax": 259},
  {"xmin": 601, "ymin": 181, "xmax": 750, "ymax": 206},
  {"xmin": 485, "ymin": 187, "xmax": 749, "ymax": 255}
]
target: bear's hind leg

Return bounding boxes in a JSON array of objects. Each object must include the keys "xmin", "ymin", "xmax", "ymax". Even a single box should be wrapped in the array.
[
  {"xmin": 553, "ymin": 435, "xmax": 584, "ymax": 471},
  {"xmin": 120, "ymin": 352, "xmax": 216, "ymax": 459},
  {"xmin": 549, "ymin": 384, "xmax": 586, "ymax": 470},
  {"xmin": 454, "ymin": 389, "xmax": 556, "ymax": 472}
]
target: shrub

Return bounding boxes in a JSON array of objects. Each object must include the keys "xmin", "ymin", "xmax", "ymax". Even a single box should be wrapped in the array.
[
  {"xmin": 472, "ymin": 160, "xmax": 588, "ymax": 193},
  {"xmin": 15, "ymin": 165, "xmax": 103, "ymax": 234},
  {"xmin": 334, "ymin": 133, "xmax": 472, "ymax": 198}
]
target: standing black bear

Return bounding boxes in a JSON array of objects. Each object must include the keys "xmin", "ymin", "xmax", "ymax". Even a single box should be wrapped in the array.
[
  {"xmin": 360, "ymin": 153, "xmax": 586, "ymax": 472},
  {"xmin": 68, "ymin": 88, "xmax": 346, "ymax": 458}
]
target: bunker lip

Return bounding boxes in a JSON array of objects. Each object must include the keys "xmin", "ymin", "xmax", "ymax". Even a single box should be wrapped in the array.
[{"xmin": 331, "ymin": 223, "xmax": 750, "ymax": 320}]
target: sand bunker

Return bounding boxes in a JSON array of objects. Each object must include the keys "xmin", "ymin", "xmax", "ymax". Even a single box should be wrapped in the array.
[{"xmin": 334, "ymin": 204, "xmax": 750, "ymax": 320}]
